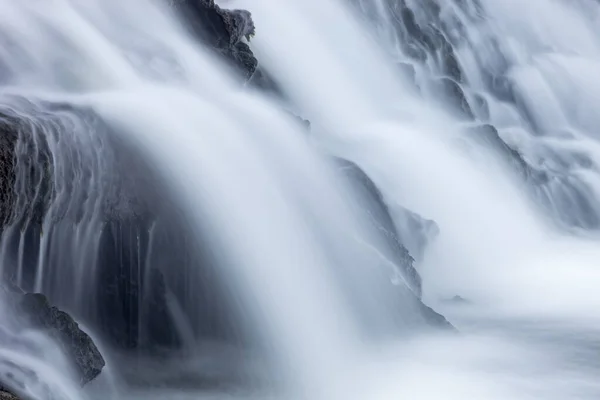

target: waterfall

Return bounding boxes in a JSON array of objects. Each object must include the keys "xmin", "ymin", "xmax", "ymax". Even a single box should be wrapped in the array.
[{"xmin": 1, "ymin": 0, "xmax": 600, "ymax": 399}]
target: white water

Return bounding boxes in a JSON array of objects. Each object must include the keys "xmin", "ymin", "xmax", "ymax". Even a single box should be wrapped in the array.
[{"xmin": 1, "ymin": 0, "xmax": 600, "ymax": 399}]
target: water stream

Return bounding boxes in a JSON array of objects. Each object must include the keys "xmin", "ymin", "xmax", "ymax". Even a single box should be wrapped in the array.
[{"xmin": 1, "ymin": 0, "xmax": 600, "ymax": 399}]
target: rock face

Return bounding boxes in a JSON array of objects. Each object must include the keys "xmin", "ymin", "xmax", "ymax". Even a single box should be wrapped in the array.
[{"xmin": 170, "ymin": 0, "xmax": 258, "ymax": 80}]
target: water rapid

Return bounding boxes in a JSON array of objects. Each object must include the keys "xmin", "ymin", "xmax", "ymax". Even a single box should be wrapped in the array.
[{"xmin": 0, "ymin": 0, "xmax": 600, "ymax": 399}]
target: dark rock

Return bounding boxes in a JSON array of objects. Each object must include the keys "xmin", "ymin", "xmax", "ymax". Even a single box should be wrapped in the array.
[
  {"xmin": 435, "ymin": 77, "xmax": 473, "ymax": 118},
  {"xmin": 0, "ymin": 366, "xmax": 34, "ymax": 400},
  {"xmin": 331, "ymin": 158, "xmax": 453, "ymax": 330},
  {"xmin": 14, "ymin": 292, "xmax": 105, "ymax": 386},
  {"xmin": 285, "ymin": 112, "xmax": 310, "ymax": 130},
  {"xmin": 0, "ymin": 390, "xmax": 18, "ymax": 400},
  {"xmin": 417, "ymin": 301, "xmax": 454, "ymax": 329},
  {"xmin": 471, "ymin": 93, "xmax": 490, "ymax": 120},
  {"xmin": 0, "ymin": 285, "xmax": 105, "ymax": 399},
  {"xmin": 0, "ymin": 102, "xmax": 245, "ymax": 353},
  {"xmin": 391, "ymin": 206, "xmax": 439, "ymax": 263},
  {"xmin": 0, "ymin": 114, "xmax": 18, "ymax": 227},
  {"xmin": 335, "ymin": 158, "xmax": 422, "ymax": 297},
  {"xmin": 247, "ymin": 67, "xmax": 285, "ymax": 97},
  {"xmin": 170, "ymin": 0, "xmax": 258, "ymax": 80},
  {"xmin": 466, "ymin": 124, "xmax": 539, "ymax": 181},
  {"xmin": 445, "ymin": 295, "xmax": 470, "ymax": 304}
]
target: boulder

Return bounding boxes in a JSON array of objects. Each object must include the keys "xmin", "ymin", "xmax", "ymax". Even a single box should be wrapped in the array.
[
  {"xmin": 16, "ymin": 293, "xmax": 105, "ymax": 386},
  {"xmin": 0, "ymin": 285, "xmax": 105, "ymax": 400},
  {"xmin": 170, "ymin": 0, "xmax": 258, "ymax": 80},
  {"xmin": 0, "ymin": 285, "xmax": 105, "ymax": 387}
]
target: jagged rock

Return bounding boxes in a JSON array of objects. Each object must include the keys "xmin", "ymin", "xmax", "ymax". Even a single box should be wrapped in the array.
[
  {"xmin": 391, "ymin": 206, "xmax": 439, "ymax": 263},
  {"xmin": 170, "ymin": 0, "xmax": 258, "ymax": 80},
  {"xmin": 0, "ymin": 115, "xmax": 18, "ymax": 226},
  {"xmin": 435, "ymin": 77, "xmax": 473, "ymax": 118},
  {"xmin": 335, "ymin": 159, "xmax": 453, "ymax": 329},
  {"xmin": 0, "ymin": 286, "xmax": 105, "ymax": 400},
  {"xmin": 335, "ymin": 158, "xmax": 422, "ymax": 296},
  {"xmin": 0, "ymin": 390, "xmax": 18, "ymax": 400},
  {"xmin": 466, "ymin": 124, "xmax": 536, "ymax": 180},
  {"xmin": 284, "ymin": 112, "xmax": 310, "ymax": 130},
  {"xmin": 12, "ymin": 292, "xmax": 105, "ymax": 386}
]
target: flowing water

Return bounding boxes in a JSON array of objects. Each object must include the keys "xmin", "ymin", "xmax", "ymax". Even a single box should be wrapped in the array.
[{"xmin": 0, "ymin": 0, "xmax": 600, "ymax": 399}]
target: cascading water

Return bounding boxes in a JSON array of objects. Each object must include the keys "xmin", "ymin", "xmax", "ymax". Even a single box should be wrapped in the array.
[{"xmin": 0, "ymin": 0, "xmax": 600, "ymax": 399}]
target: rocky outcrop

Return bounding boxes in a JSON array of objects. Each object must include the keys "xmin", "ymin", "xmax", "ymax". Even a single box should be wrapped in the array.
[
  {"xmin": 0, "ymin": 284, "xmax": 105, "ymax": 399},
  {"xmin": 335, "ymin": 159, "xmax": 452, "ymax": 329},
  {"xmin": 1, "ymin": 285, "xmax": 105, "ymax": 386},
  {"xmin": 16, "ymin": 293, "xmax": 105, "ymax": 385},
  {"xmin": 170, "ymin": 0, "xmax": 258, "ymax": 81},
  {"xmin": 336, "ymin": 158, "xmax": 422, "ymax": 297}
]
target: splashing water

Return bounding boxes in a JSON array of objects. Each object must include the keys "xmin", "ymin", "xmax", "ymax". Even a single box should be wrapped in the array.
[{"xmin": 0, "ymin": 0, "xmax": 600, "ymax": 399}]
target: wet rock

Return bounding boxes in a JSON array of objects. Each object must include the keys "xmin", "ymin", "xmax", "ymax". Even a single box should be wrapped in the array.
[
  {"xmin": 443, "ymin": 295, "xmax": 470, "ymax": 304},
  {"xmin": 435, "ymin": 77, "xmax": 473, "ymax": 118},
  {"xmin": 466, "ymin": 124, "xmax": 540, "ymax": 181},
  {"xmin": 248, "ymin": 67, "xmax": 285, "ymax": 98},
  {"xmin": 95, "ymin": 236, "xmax": 180, "ymax": 351},
  {"xmin": 0, "ymin": 368, "xmax": 32, "ymax": 400},
  {"xmin": 389, "ymin": 1, "xmax": 464, "ymax": 81},
  {"xmin": 0, "ymin": 114, "xmax": 18, "ymax": 226},
  {"xmin": 0, "ymin": 285, "xmax": 106, "ymax": 397},
  {"xmin": 0, "ymin": 102, "xmax": 244, "ymax": 353},
  {"xmin": 471, "ymin": 93, "xmax": 490, "ymax": 120},
  {"xmin": 284, "ymin": 112, "xmax": 310, "ymax": 130},
  {"xmin": 13, "ymin": 292, "xmax": 105, "ymax": 386},
  {"xmin": 417, "ymin": 301, "xmax": 454, "ymax": 329},
  {"xmin": 335, "ymin": 158, "xmax": 422, "ymax": 297},
  {"xmin": 332, "ymin": 159, "xmax": 453, "ymax": 329},
  {"xmin": 0, "ymin": 390, "xmax": 18, "ymax": 400},
  {"xmin": 170, "ymin": 0, "xmax": 258, "ymax": 80},
  {"xmin": 391, "ymin": 206, "xmax": 439, "ymax": 263}
]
